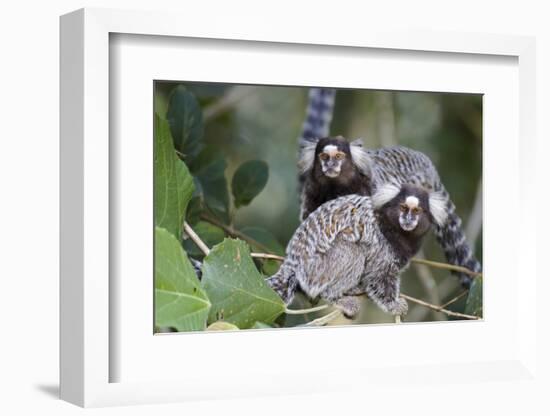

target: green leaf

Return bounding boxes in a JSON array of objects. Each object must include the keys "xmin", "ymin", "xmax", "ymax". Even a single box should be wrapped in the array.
[
  {"xmin": 154, "ymin": 114, "xmax": 195, "ymax": 239},
  {"xmin": 201, "ymin": 239, "xmax": 285, "ymax": 329},
  {"xmin": 183, "ymin": 221, "xmax": 226, "ymax": 258},
  {"xmin": 241, "ymin": 227, "xmax": 284, "ymax": 275},
  {"xmin": 240, "ymin": 226, "xmax": 285, "ymax": 255},
  {"xmin": 207, "ymin": 321, "xmax": 240, "ymax": 331},
  {"xmin": 155, "ymin": 227, "xmax": 211, "ymax": 331},
  {"xmin": 190, "ymin": 148, "xmax": 230, "ymax": 222},
  {"xmin": 166, "ymin": 85, "xmax": 204, "ymax": 159},
  {"xmin": 465, "ymin": 277, "xmax": 483, "ymax": 317},
  {"xmin": 231, "ymin": 160, "xmax": 269, "ymax": 208}
]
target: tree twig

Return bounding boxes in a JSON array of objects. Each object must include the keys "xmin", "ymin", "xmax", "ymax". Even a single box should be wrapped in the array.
[
  {"xmin": 400, "ymin": 294, "xmax": 479, "ymax": 320},
  {"xmin": 301, "ymin": 310, "xmax": 342, "ymax": 326},
  {"xmin": 439, "ymin": 290, "xmax": 469, "ymax": 309},
  {"xmin": 183, "ymin": 221, "xmax": 210, "ymax": 255},
  {"xmin": 285, "ymin": 304, "xmax": 329, "ymax": 315},
  {"xmin": 410, "ymin": 258, "xmax": 482, "ymax": 278},
  {"xmin": 200, "ymin": 213, "xmax": 273, "ymax": 254},
  {"xmin": 251, "ymin": 253, "xmax": 285, "ymax": 261}
]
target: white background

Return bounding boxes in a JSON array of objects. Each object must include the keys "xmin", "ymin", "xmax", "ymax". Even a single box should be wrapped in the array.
[{"xmin": 1, "ymin": 1, "xmax": 548, "ymax": 415}]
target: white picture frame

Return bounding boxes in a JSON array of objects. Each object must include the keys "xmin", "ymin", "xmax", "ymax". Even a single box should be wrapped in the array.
[{"xmin": 60, "ymin": 8, "xmax": 538, "ymax": 408}]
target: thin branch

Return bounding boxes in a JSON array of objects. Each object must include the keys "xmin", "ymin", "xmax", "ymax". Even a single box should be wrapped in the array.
[
  {"xmin": 301, "ymin": 310, "xmax": 342, "ymax": 326},
  {"xmin": 200, "ymin": 213, "xmax": 273, "ymax": 254},
  {"xmin": 251, "ymin": 253, "xmax": 285, "ymax": 261},
  {"xmin": 400, "ymin": 294, "xmax": 479, "ymax": 320},
  {"xmin": 439, "ymin": 290, "xmax": 469, "ymax": 309},
  {"xmin": 410, "ymin": 258, "xmax": 482, "ymax": 278},
  {"xmin": 183, "ymin": 221, "xmax": 210, "ymax": 256},
  {"xmin": 285, "ymin": 304, "xmax": 329, "ymax": 315}
]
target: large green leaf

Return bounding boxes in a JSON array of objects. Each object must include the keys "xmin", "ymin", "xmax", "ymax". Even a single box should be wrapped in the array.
[
  {"xmin": 201, "ymin": 239, "xmax": 285, "ymax": 329},
  {"xmin": 154, "ymin": 114, "xmax": 194, "ymax": 239},
  {"xmin": 465, "ymin": 277, "xmax": 483, "ymax": 318},
  {"xmin": 231, "ymin": 160, "xmax": 269, "ymax": 208},
  {"xmin": 166, "ymin": 85, "xmax": 204, "ymax": 159},
  {"xmin": 155, "ymin": 227, "xmax": 211, "ymax": 331}
]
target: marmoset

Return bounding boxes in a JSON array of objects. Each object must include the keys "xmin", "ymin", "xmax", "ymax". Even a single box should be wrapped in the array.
[
  {"xmin": 267, "ymin": 183, "xmax": 448, "ymax": 318},
  {"xmin": 296, "ymin": 88, "xmax": 481, "ymax": 287}
]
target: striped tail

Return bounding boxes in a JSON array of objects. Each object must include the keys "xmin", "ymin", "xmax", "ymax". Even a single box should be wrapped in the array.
[
  {"xmin": 434, "ymin": 189, "xmax": 481, "ymax": 288},
  {"xmin": 298, "ymin": 88, "xmax": 336, "ymax": 191},
  {"xmin": 300, "ymin": 88, "xmax": 336, "ymax": 141},
  {"xmin": 266, "ymin": 263, "xmax": 298, "ymax": 304}
]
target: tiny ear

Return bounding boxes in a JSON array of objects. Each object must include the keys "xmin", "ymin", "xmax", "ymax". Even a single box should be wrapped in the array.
[
  {"xmin": 372, "ymin": 183, "xmax": 401, "ymax": 209},
  {"xmin": 349, "ymin": 138, "xmax": 372, "ymax": 175},
  {"xmin": 297, "ymin": 137, "xmax": 319, "ymax": 174},
  {"xmin": 428, "ymin": 192, "xmax": 448, "ymax": 226}
]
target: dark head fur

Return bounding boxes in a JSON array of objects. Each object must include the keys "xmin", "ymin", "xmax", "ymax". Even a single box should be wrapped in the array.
[
  {"xmin": 299, "ymin": 136, "xmax": 372, "ymax": 219},
  {"xmin": 313, "ymin": 137, "xmax": 355, "ymax": 183},
  {"xmin": 373, "ymin": 183, "xmax": 448, "ymax": 262}
]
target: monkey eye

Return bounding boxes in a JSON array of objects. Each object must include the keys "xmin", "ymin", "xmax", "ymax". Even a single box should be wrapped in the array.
[
  {"xmin": 399, "ymin": 204, "xmax": 408, "ymax": 212},
  {"xmin": 335, "ymin": 152, "xmax": 345, "ymax": 160},
  {"xmin": 319, "ymin": 153, "xmax": 329, "ymax": 161},
  {"xmin": 412, "ymin": 207, "xmax": 422, "ymax": 215}
]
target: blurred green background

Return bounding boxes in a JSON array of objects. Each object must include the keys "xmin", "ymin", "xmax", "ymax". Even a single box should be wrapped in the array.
[{"xmin": 155, "ymin": 81, "xmax": 482, "ymax": 326}]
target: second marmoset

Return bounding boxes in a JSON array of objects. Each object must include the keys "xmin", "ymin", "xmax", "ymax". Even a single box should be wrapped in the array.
[{"xmin": 267, "ymin": 183, "xmax": 448, "ymax": 318}]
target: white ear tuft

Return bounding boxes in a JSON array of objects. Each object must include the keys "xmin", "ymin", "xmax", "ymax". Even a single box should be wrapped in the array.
[
  {"xmin": 349, "ymin": 138, "xmax": 372, "ymax": 175},
  {"xmin": 428, "ymin": 192, "xmax": 448, "ymax": 226},
  {"xmin": 372, "ymin": 183, "xmax": 401, "ymax": 209},
  {"xmin": 297, "ymin": 138, "xmax": 319, "ymax": 174}
]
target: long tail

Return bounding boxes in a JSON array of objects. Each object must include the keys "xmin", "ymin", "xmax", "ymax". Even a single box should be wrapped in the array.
[
  {"xmin": 266, "ymin": 263, "xmax": 298, "ymax": 305},
  {"xmin": 298, "ymin": 88, "xmax": 336, "ymax": 193},
  {"xmin": 300, "ymin": 88, "xmax": 336, "ymax": 141},
  {"xmin": 434, "ymin": 188, "xmax": 482, "ymax": 288}
]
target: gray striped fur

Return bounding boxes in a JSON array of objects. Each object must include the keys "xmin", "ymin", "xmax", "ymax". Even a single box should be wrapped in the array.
[
  {"xmin": 297, "ymin": 87, "xmax": 481, "ymax": 285},
  {"xmin": 267, "ymin": 194, "xmax": 410, "ymax": 317}
]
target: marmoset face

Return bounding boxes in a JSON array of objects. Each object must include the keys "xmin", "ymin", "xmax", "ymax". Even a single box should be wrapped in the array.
[
  {"xmin": 398, "ymin": 195, "xmax": 424, "ymax": 231},
  {"xmin": 318, "ymin": 144, "xmax": 347, "ymax": 178},
  {"xmin": 379, "ymin": 184, "xmax": 433, "ymax": 236}
]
